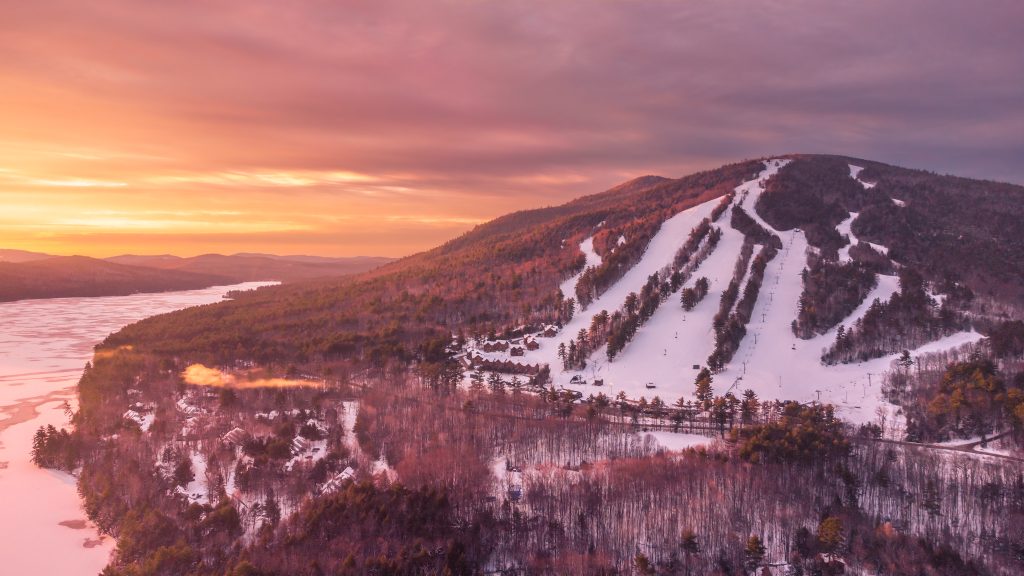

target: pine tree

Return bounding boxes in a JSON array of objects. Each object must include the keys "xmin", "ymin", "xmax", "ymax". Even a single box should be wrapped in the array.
[
  {"xmin": 744, "ymin": 534, "xmax": 766, "ymax": 572},
  {"xmin": 898, "ymin": 349, "xmax": 914, "ymax": 370},
  {"xmin": 681, "ymin": 528, "xmax": 700, "ymax": 555},
  {"xmin": 695, "ymin": 368, "xmax": 714, "ymax": 410},
  {"xmin": 487, "ymin": 372, "xmax": 503, "ymax": 393},
  {"xmin": 741, "ymin": 389, "xmax": 759, "ymax": 425},
  {"xmin": 469, "ymin": 371, "xmax": 485, "ymax": 392},
  {"xmin": 634, "ymin": 552, "xmax": 654, "ymax": 575},
  {"xmin": 817, "ymin": 516, "xmax": 843, "ymax": 553}
]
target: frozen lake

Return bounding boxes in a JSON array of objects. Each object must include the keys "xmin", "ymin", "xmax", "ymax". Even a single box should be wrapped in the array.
[{"xmin": 0, "ymin": 282, "xmax": 274, "ymax": 574}]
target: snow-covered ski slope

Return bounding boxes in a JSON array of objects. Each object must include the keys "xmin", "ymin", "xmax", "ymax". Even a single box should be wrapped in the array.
[{"xmin": 486, "ymin": 159, "xmax": 982, "ymax": 423}]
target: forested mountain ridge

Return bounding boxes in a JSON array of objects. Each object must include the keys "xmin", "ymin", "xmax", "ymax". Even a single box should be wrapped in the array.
[
  {"xmin": 105, "ymin": 253, "xmax": 394, "ymax": 283},
  {"xmin": 103, "ymin": 159, "xmax": 763, "ymax": 364},
  {"xmin": 0, "ymin": 256, "xmax": 230, "ymax": 302},
  {"xmin": 56, "ymin": 155, "xmax": 1024, "ymax": 576},
  {"xmin": 0, "ymin": 252, "xmax": 391, "ymax": 303}
]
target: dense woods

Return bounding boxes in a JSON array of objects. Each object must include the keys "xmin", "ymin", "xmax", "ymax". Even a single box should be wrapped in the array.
[
  {"xmin": 854, "ymin": 161, "xmax": 1024, "ymax": 303},
  {"xmin": 58, "ymin": 347, "xmax": 1024, "ymax": 575},
  {"xmin": 793, "ymin": 260, "xmax": 877, "ymax": 338},
  {"xmin": 883, "ymin": 333, "xmax": 1024, "ymax": 445},
  {"xmin": 823, "ymin": 269, "xmax": 968, "ymax": 364},
  {"xmin": 755, "ymin": 156, "xmax": 877, "ymax": 255}
]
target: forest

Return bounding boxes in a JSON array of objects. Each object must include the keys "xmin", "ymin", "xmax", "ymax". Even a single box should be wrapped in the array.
[{"xmin": 51, "ymin": 342, "xmax": 1024, "ymax": 576}]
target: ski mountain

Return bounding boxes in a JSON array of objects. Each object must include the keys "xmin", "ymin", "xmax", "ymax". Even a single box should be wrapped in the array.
[
  {"xmin": 72, "ymin": 154, "xmax": 1024, "ymax": 576},
  {"xmin": 110, "ymin": 154, "xmax": 1024, "ymax": 416}
]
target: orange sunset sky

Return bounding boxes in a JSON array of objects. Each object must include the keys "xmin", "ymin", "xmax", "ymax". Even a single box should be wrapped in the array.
[{"xmin": 2, "ymin": 1, "xmax": 1022, "ymax": 258}]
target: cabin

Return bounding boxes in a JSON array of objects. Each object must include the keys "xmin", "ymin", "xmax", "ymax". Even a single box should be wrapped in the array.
[
  {"xmin": 320, "ymin": 467, "xmax": 356, "ymax": 495},
  {"xmin": 593, "ymin": 379, "xmax": 604, "ymax": 387},
  {"xmin": 221, "ymin": 427, "xmax": 250, "ymax": 447},
  {"xmin": 481, "ymin": 341, "xmax": 510, "ymax": 353},
  {"xmin": 541, "ymin": 326, "xmax": 559, "ymax": 338},
  {"xmin": 291, "ymin": 436, "xmax": 311, "ymax": 455},
  {"xmin": 524, "ymin": 337, "xmax": 540, "ymax": 351},
  {"xmin": 510, "ymin": 346, "xmax": 525, "ymax": 357},
  {"xmin": 570, "ymin": 375, "xmax": 585, "ymax": 384}
]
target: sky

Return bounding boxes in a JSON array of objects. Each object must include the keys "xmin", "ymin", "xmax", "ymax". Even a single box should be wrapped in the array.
[{"xmin": 1, "ymin": 1, "xmax": 1022, "ymax": 258}]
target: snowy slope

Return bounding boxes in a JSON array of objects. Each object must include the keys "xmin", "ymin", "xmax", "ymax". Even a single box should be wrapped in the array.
[
  {"xmin": 515, "ymin": 189, "xmax": 728, "ymax": 390},
  {"xmin": 711, "ymin": 165, "xmax": 979, "ymax": 423},
  {"xmin": 466, "ymin": 159, "xmax": 983, "ymax": 424},
  {"xmin": 560, "ymin": 236, "xmax": 602, "ymax": 300},
  {"xmin": 520, "ymin": 160, "xmax": 789, "ymax": 400}
]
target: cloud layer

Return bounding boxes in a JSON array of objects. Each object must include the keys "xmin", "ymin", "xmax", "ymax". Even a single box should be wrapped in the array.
[{"xmin": 2, "ymin": 1, "xmax": 1021, "ymax": 256}]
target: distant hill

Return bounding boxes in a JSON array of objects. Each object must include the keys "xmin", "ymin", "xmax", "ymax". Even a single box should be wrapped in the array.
[
  {"xmin": 105, "ymin": 253, "xmax": 394, "ymax": 282},
  {"xmin": 0, "ymin": 256, "xmax": 231, "ymax": 302},
  {"xmin": 0, "ymin": 251, "xmax": 394, "ymax": 303},
  {"xmin": 0, "ymin": 248, "xmax": 53, "ymax": 263}
]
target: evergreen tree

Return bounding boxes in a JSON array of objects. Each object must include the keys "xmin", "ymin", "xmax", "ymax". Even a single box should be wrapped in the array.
[
  {"xmin": 817, "ymin": 516, "xmax": 843, "ymax": 553},
  {"xmin": 695, "ymin": 368, "xmax": 714, "ymax": 410},
  {"xmin": 744, "ymin": 534, "xmax": 766, "ymax": 572},
  {"xmin": 681, "ymin": 528, "xmax": 700, "ymax": 555},
  {"xmin": 741, "ymin": 389, "xmax": 759, "ymax": 424}
]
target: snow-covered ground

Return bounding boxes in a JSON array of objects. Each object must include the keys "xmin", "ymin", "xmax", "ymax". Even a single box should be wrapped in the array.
[
  {"xmin": 177, "ymin": 450, "xmax": 212, "ymax": 505},
  {"xmin": 470, "ymin": 159, "xmax": 983, "ymax": 425},
  {"xmin": 560, "ymin": 236, "xmax": 602, "ymax": 300},
  {"xmin": 849, "ymin": 164, "xmax": 876, "ymax": 189},
  {"xmin": 642, "ymin": 431, "xmax": 716, "ymax": 452}
]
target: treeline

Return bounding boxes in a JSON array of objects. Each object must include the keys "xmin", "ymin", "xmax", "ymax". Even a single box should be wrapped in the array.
[
  {"xmin": 708, "ymin": 239, "xmax": 779, "ymax": 372},
  {"xmin": 756, "ymin": 156, "xmax": 884, "ymax": 255},
  {"xmin": 31, "ymin": 424, "xmax": 80, "ymax": 471},
  {"xmin": 855, "ymin": 158, "xmax": 1024, "ymax": 302},
  {"xmin": 575, "ymin": 217, "xmax": 662, "ymax": 309},
  {"xmin": 793, "ymin": 259, "xmax": 877, "ymax": 338},
  {"xmin": 730, "ymin": 205, "xmax": 782, "ymax": 249},
  {"xmin": 883, "ymin": 338, "xmax": 1024, "ymax": 444},
  {"xmin": 823, "ymin": 269, "xmax": 969, "ymax": 364}
]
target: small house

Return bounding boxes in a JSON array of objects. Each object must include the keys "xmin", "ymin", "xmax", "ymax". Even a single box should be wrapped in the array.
[
  {"xmin": 291, "ymin": 436, "xmax": 311, "ymax": 455},
  {"xmin": 510, "ymin": 346, "xmax": 525, "ymax": 357},
  {"xmin": 320, "ymin": 467, "xmax": 356, "ymax": 495},
  {"xmin": 221, "ymin": 427, "xmax": 250, "ymax": 447}
]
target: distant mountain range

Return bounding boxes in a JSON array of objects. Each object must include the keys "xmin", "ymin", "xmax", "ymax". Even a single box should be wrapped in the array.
[{"xmin": 0, "ymin": 251, "xmax": 394, "ymax": 303}]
